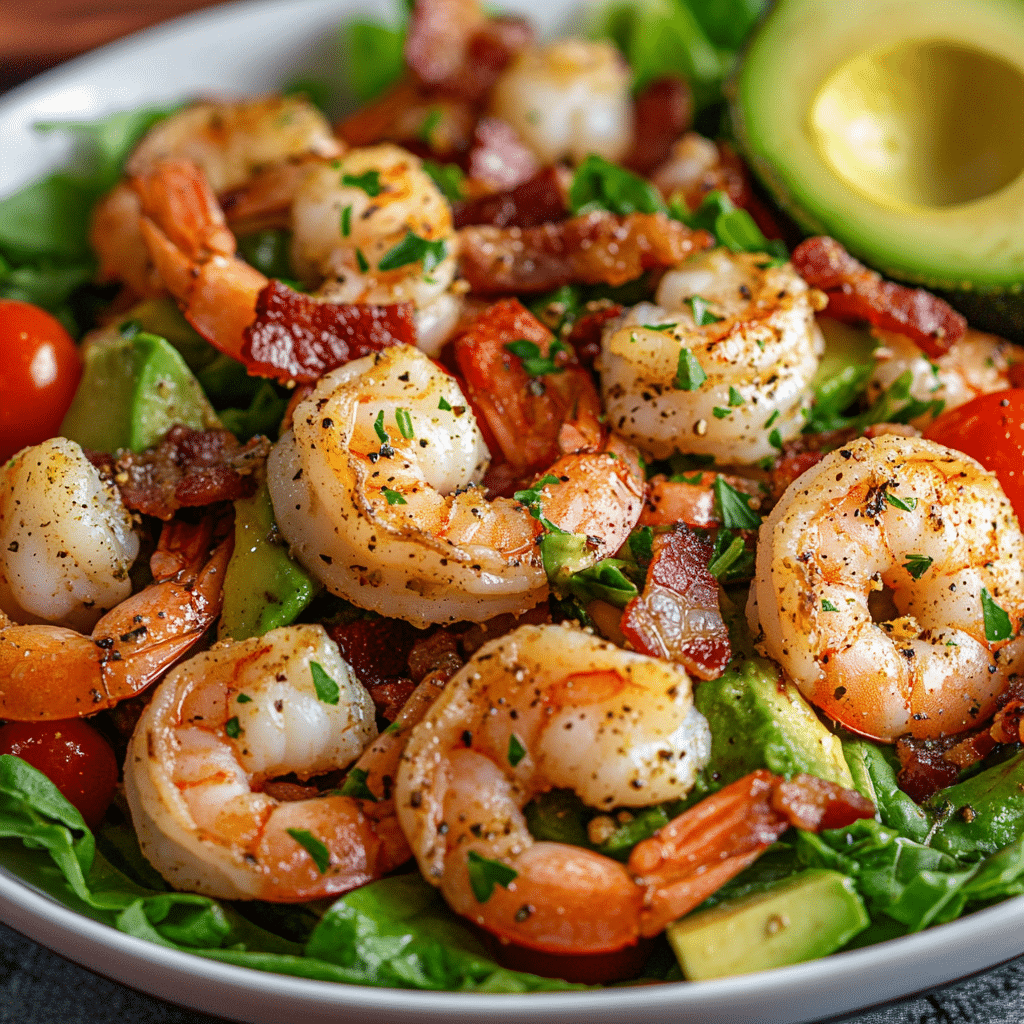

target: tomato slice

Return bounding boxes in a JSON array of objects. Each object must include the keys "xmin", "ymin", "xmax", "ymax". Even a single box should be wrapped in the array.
[
  {"xmin": 0, "ymin": 300, "xmax": 82, "ymax": 462},
  {"xmin": 0, "ymin": 719, "xmax": 119, "ymax": 830},
  {"xmin": 924, "ymin": 389, "xmax": 1024, "ymax": 525}
]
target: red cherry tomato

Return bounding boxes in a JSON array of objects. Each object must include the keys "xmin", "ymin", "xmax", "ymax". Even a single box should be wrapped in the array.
[
  {"xmin": 0, "ymin": 719, "xmax": 119, "ymax": 830},
  {"xmin": 0, "ymin": 299, "xmax": 82, "ymax": 463},
  {"xmin": 924, "ymin": 389, "xmax": 1024, "ymax": 525}
]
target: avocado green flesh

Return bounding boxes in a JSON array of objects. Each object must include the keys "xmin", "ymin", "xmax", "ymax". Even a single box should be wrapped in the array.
[
  {"xmin": 733, "ymin": 0, "xmax": 1024, "ymax": 331},
  {"xmin": 59, "ymin": 331, "xmax": 218, "ymax": 454},
  {"xmin": 218, "ymin": 484, "xmax": 320, "ymax": 642},
  {"xmin": 694, "ymin": 657, "xmax": 854, "ymax": 793},
  {"xmin": 666, "ymin": 868, "xmax": 869, "ymax": 979}
]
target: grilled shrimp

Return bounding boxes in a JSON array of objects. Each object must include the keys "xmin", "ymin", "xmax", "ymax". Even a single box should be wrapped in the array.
[
  {"xmin": 490, "ymin": 39, "xmax": 633, "ymax": 165},
  {"xmin": 599, "ymin": 248, "xmax": 825, "ymax": 464},
  {"xmin": 748, "ymin": 434, "xmax": 1024, "ymax": 742},
  {"xmin": 267, "ymin": 344, "xmax": 643, "ymax": 627},
  {"xmin": 0, "ymin": 438, "xmax": 139, "ymax": 632},
  {"xmin": 123, "ymin": 624, "xmax": 408, "ymax": 901},
  {"xmin": 91, "ymin": 96, "xmax": 341, "ymax": 296}
]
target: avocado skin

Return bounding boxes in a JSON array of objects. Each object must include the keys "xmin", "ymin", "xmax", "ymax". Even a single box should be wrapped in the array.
[
  {"xmin": 219, "ymin": 484, "xmax": 320, "ymax": 642},
  {"xmin": 937, "ymin": 287, "xmax": 1024, "ymax": 345},
  {"xmin": 666, "ymin": 868, "xmax": 869, "ymax": 979},
  {"xmin": 60, "ymin": 330, "xmax": 218, "ymax": 454},
  {"xmin": 928, "ymin": 749, "xmax": 1024, "ymax": 859},
  {"xmin": 693, "ymin": 657, "xmax": 853, "ymax": 795}
]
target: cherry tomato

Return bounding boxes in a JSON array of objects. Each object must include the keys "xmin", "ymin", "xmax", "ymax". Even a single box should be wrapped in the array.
[
  {"xmin": 0, "ymin": 299, "xmax": 82, "ymax": 463},
  {"xmin": 0, "ymin": 719, "xmax": 119, "ymax": 830},
  {"xmin": 924, "ymin": 389, "xmax": 1024, "ymax": 525}
]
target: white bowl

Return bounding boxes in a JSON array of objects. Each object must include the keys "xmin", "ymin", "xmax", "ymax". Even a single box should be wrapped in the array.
[{"xmin": 1, "ymin": 2, "xmax": 1023, "ymax": 1021}]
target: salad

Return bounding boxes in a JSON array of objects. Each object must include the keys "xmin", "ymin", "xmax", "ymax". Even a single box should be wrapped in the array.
[{"xmin": 1, "ymin": 0, "xmax": 1024, "ymax": 999}]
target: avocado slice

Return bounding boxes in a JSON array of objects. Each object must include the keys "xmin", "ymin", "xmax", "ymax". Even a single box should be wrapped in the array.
[
  {"xmin": 60, "ymin": 329, "xmax": 219, "ymax": 454},
  {"xmin": 218, "ymin": 483, "xmax": 320, "ymax": 641},
  {"xmin": 732, "ymin": 0, "xmax": 1024, "ymax": 339},
  {"xmin": 667, "ymin": 868, "xmax": 869, "ymax": 979},
  {"xmin": 694, "ymin": 656, "xmax": 854, "ymax": 793}
]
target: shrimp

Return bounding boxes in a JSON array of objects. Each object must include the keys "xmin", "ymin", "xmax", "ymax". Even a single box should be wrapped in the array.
[
  {"xmin": 395, "ymin": 623, "xmax": 874, "ymax": 953},
  {"xmin": 489, "ymin": 39, "xmax": 633, "ymax": 165},
  {"xmin": 0, "ymin": 438, "xmax": 140, "ymax": 632},
  {"xmin": 0, "ymin": 510, "xmax": 232, "ymax": 721},
  {"xmin": 599, "ymin": 248, "xmax": 825, "ymax": 464},
  {"xmin": 132, "ymin": 145, "xmax": 461, "ymax": 362},
  {"xmin": 267, "ymin": 344, "xmax": 643, "ymax": 628},
  {"xmin": 123, "ymin": 624, "xmax": 408, "ymax": 901},
  {"xmin": 91, "ymin": 96, "xmax": 342, "ymax": 297},
  {"xmin": 747, "ymin": 434, "xmax": 1024, "ymax": 742},
  {"xmin": 867, "ymin": 327, "xmax": 1024, "ymax": 428}
]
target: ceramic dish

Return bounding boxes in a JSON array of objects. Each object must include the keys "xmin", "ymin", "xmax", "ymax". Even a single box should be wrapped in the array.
[{"xmin": 1, "ymin": 2, "xmax": 1023, "ymax": 1021}]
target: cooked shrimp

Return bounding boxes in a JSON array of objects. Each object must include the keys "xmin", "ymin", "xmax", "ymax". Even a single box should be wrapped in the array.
[
  {"xmin": 490, "ymin": 40, "xmax": 633, "ymax": 165},
  {"xmin": 0, "ymin": 512, "xmax": 232, "ymax": 720},
  {"xmin": 599, "ymin": 248, "xmax": 825, "ymax": 464},
  {"xmin": 91, "ymin": 96, "xmax": 341, "ymax": 296},
  {"xmin": 747, "ymin": 434, "xmax": 1024, "ymax": 742},
  {"xmin": 133, "ymin": 145, "xmax": 460, "ymax": 362},
  {"xmin": 867, "ymin": 327, "xmax": 1024, "ymax": 427},
  {"xmin": 0, "ymin": 438, "xmax": 139, "ymax": 632},
  {"xmin": 124, "ymin": 624, "xmax": 407, "ymax": 901},
  {"xmin": 267, "ymin": 344, "xmax": 643, "ymax": 627},
  {"xmin": 395, "ymin": 622, "xmax": 873, "ymax": 952}
]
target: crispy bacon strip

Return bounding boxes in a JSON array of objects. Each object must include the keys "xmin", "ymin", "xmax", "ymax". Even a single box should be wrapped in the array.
[
  {"xmin": 459, "ymin": 212, "xmax": 713, "ymax": 294},
  {"xmin": 623, "ymin": 77, "xmax": 693, "ymax": 175},
  {"xmin": 629, "ymin": 770, "xmax": 874, "ymax": 937},
  {"xmin": 455, "ymin": 165, "xmax": 567, "ymax": 229},
  {"xmin": 620, "ymin": 525, "xmax": 731, "ymax": 680},
  {"xmin": 791, "ymin": 236, "xmax": 966, "ymax": 357},
  {"xmin": 88, "ymin": 427, "xmax": 270, "ymax": 521},
  {"xmin": 242, "ymin": 280, "xmax": 417, "ymax": 383},
  {"xmin": 452, "ymin": 298, "xmax": 604, "ymax": 479}
]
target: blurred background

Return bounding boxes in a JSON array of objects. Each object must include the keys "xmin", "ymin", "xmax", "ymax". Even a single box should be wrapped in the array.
[{"xmin": 0, "ymin": 0, "xmax": 225, "ymax": 89}]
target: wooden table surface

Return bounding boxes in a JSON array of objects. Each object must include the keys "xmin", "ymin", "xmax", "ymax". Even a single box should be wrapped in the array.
[{"xmin": 1, "ymin": 3, "xmax": 1023, "ymax": 1022}]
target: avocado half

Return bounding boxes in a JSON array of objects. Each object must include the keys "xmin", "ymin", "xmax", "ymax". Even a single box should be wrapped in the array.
[{"xmin": 731, "ymin": 0, "xmax": 1024, "ymax": 339}]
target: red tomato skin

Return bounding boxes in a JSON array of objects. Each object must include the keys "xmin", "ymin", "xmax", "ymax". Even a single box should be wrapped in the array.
[
  {"xmin": 0, "ymin": 719, "xmax": 119, "ymax": 830},
  {"xmin": 0, "ymin": 299, "xmax": 82, "ymax": 463},
  {"xmin": 924, "ymin": 389, "xmax": 1024, "ymax": 525}
]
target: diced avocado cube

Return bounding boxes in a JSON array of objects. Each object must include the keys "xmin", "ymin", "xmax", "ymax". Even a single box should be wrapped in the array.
[
  {"xmin": 695, "ymin": 657, "xmax": 854, "ymax": 792},
  {"xmin": 218, "ymin": 483, "xmax": 319, "ymax": 641},
  {"xmin": 60, "ymin": 330, "xmax": 218, "ymax": 453},
  {"xmin": 666, "ymin": 868, "xmax": 869, "ymax": 980}
]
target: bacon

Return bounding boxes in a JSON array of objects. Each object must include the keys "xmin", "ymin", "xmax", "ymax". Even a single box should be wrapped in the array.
[
  {"xmin": 895, "ymin": 736, "xmax": 963, "ymax": 803},
  {"xmin": 455, "ymin": 165, "xmax": 566, "ymax": 230},
  {"xmin": 464, "ymin": 117, "xmax": 540, "ymax": 195},
  {"xmin": 88, "ymin": 426, "xmax": 270, "ymax": 521},
  {"xmin": 623, "ymin": 77, "xmax": 692, "ymax": 176},
  {"xmin": 772, "ymin": 773, "xmax": 876, "ymax": 831},
  {"xmin": 451, "ymin": 298, "xmax": 604, "ymax": 479},
  {"xmin": 791, "ymin": 236, "xmax": 966, "ymax": 357},
  {"xmin": 242, "ymin": 280, "xmax": 416, "ymax": 383},
  {"xmin": 327, "ymin": 617, "xmax": 423, "ymax": 696},
  {"xmin": 620, "ymin": 525, "xmax": 731, "ymax": 681},
  {"xmin": 459, "ymin": 211, "xmax": 713, "ymax": 294}
]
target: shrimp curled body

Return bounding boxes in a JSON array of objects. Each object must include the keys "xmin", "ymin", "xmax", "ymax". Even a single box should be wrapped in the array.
[
  {"xmin": 747, "ymin": 434, "xmax": 1024, "ymax": 742},
  {"xmin": 395, "ymin": 623, "xmax": 712, "ymax": 953},
  {"xmin": 124, "ymin": 625, "xmax": 405, "ymax": 901}
]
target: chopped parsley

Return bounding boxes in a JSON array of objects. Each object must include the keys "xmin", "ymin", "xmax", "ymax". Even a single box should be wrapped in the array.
[
  {"xmin": 286, "ymin": 828, "xmax": 331, "ymax": 873},
  {"xmin": 356, "ymin": 248, "xmax": 370, "ymax": 273},
  {"xmin": 339, "ymin": 767, "xmax": 377, "ymax": 802},
  {"xmin": 508, "ymin": 734, "xmax": 527, "ymax": 767},
  {"xmin": 395, "ymin": 407, "xmax": 414, "ymax": 439},
  {"xmin": 466, "ymin": 850, "xmax": 518, "ymax": 903},
  {"xmin": 340, "ymin": 204, "xmax": 352, "ymax": 237},
  {"xmin": 235, "ymin": 693, "xmax": 252, "ymax": 704},
  {"xmin": 373, "ymin": 410, "xmax": 389, "ymax": 445},
  {"xmin": 422, "ymin": 160, "xmax": 466, "ymax": 203},
  {"xmin": 821, "ymin": 599, "xmax": 839, "ymax": 612},
  {"xmin": 438, "ymin": 396, "xmax": 452, "ymax": 411},
  {"xmin": 503, "ymin": 337, "xmax": 569, "ymax": 377},
  {"xmin": 383, "ymin": 487, "xmax": 408, "ymax": 505},
  {"xmin": 981, "ymin": 588, "xmax": 1014, "ymax": 643},
  {"xmin": 885, "ymin": 492, "xmax": 918, "ymax": 512},
  {"xmin": 378, "ymin": 231, "xmax": 447, "ymax": 274},
  {"xmin": 342, "ymin": 169, "xmax": 382, "ymax": 197},
  {"xmin": 688, "ymin": 295, "xmax": 723, "ymax": 326},
  {"xmin": 674, "ymin": 348, "xmax": 707, "ymax": 391},
  {"xmin": 713, "ymin": 476, "xmax": 761, "ymax": 530},
  {"xmin": 225, "ymin": 716, "xmax": 241, "ymax": 739},
  {"xmin": 902, "ymin": 554, "xmax": 933, "ymax": 580},
  {"xmin": 310, "ymin": 661, "xmax": 340, "ymax": 705}
]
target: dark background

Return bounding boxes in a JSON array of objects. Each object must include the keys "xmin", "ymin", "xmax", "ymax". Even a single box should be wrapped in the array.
[{"xmin": 0, "ymin": 2, "xmax": 1023, "ymax": 1021}]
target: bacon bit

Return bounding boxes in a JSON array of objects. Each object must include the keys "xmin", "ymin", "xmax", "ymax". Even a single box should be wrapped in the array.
[
  {"xmin": 895, "ymin": 736, "xmax": 962, "ymax": 803},
  {"xmin": 454, "ymin": 604, "xmax": 552, "ymax": 657},
  {"xmin": 791, "ymin": 236, "xmax": 966, "ymax": 358},
  {"xmin": 326, "ymin": 617, "xmax": 424, "ymax": 696},
  {"xmin": 464, "ymin": 117, "xmax": 540, "ymax": 195},
  {"xmin": 564, "ymin": 303, "xmax": 624, "ymax": 370},
  {"xmin": 242, "ymin": 280, "xmax": 416, "ymax": 383},
  {"xmin": 767, "ymin": 450, "xmax": 825, "ymax": 505},
  {"xmin": 407, "ymin": 629, "xmax": 463, "ymax": 682},
  {"xmin": 629, "ymin": 769, "xmax": 874, "ymax": 937},
  {"xmin": 459, "ymin": 211, "xmax": 713, "ymax": 294},
  {"xmin": 623, "ymin": 77, "xmax": 693, "ymax": 176},
  {"xmin": 620, "ymin": 525, "xmax": 731, "ymax": 681},
  {"xmin": 261, "ymin": 780, "xmax": 320, "ymax": 802},
  {"xmin": 451, "ymin": 298, "xmax": 605, "ymax": 477},
  {"xmin": 88, "ymin": 427, "xmax": 269, "ymax": 521},
  {"xmin": 455, "ymin": 165, "xmax": 567, "ymax": 230},
  {"xmin": 367, "ymin": 680, "xmax": 417, "ymax": 723}
]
